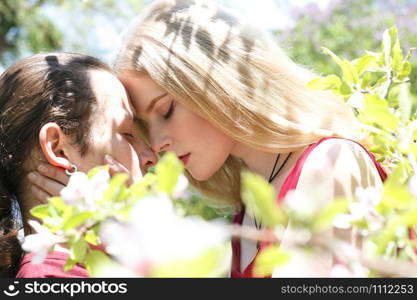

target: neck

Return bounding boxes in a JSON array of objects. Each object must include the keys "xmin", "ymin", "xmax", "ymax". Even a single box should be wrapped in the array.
[
  {"xmin": 231, "ymin": 143, "xmax": 308, "ymax": 182},
  {"xmin": 20, "ymin": 183, "xmax": 45, "ymax": 231}
]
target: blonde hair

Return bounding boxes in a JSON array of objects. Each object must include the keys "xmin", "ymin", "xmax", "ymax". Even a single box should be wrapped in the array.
[{"xmin": 114, "ymin": 0, "xmax": 359, "ymax": 209}]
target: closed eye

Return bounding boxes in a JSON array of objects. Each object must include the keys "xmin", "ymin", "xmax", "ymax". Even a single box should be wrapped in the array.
[
  {"xmin": 123, "ymin": 133, "xmax": 135, "ymax": 139},
  {"xmin": 163, "ymin": 101, "xmax": 175, "ymax": 119}
]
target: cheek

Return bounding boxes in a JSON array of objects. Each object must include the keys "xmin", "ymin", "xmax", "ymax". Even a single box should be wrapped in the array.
[
  {"xmin": 107, "ymin": 139, "xmax": 142, "ymax": 181},
  {"xmin": 185, "ymin": 113, "xmax": 233, "ymax": 150},
  {"xmin": 182, "ymin": 115, "xmax": 235, "ymax": 180},
  {"xmin": 83, "ymin": 135, "xmax": 142, "ymax": 180}
]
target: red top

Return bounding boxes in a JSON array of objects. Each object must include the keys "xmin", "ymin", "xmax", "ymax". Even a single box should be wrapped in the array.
[
  {"xmin": 231, "ymin": 137, "xmax": 387, "ymax": 278},
  {"xmin": 16, "ymin": 251, "xmax": 88, "ymax": 278}
]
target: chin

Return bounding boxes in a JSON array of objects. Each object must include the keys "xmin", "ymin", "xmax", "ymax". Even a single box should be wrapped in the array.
[{"xmin": 188, "ymin": 167, "xmax": 217, "ymax": 181}]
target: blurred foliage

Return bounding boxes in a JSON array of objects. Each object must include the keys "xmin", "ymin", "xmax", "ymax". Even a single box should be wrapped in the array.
[
  {"xmin": 0, "ymin": 0, "xmax": 144, "ymax": 68},
  {"xmin": 0, "ymin": 0, "xmax": 62, "ymax": 66},
  {"xmin": 249, "ymin": 26, "xmax": 417, "ymax": 277},
  {"xmin": 28, "ymin": 153, "xmax": 231, "ymax": 277},
  {"xmin": 306, "ymin": 27, "xmax": 417, "ymax": 266},
  {"xmin": 277, "ymin": 0, "xmax": 417, "ymax": 94}
]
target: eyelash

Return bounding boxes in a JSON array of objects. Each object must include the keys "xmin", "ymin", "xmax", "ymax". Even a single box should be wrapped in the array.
[
  {"xmin": 123, "ymin": 133, "xmax": 135, "ymax": 139},
  {"xmin": 163, "ymin": 101, "xmax": 175, "ymax": 120}
]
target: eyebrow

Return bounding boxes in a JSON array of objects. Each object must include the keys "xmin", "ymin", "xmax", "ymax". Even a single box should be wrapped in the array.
[{"xmin": 146, "ymin": 93, "xmax": 168, "ymax": 114}]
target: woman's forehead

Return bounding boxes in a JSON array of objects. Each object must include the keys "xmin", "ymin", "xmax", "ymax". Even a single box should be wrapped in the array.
[
  {"xmin": 118, "ymin": 73, "xmax": 167, "ymax": 115},
  {"xmin": 89, "ymin": 70, "xmax": 135, "ymax": 117}
]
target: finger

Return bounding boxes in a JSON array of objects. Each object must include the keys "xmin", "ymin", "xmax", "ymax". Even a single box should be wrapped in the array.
[
  {"xmin": 37, "ymin": 164, "xmax": 69, "ymax": 185},
  {"xmin": 105, "ymin": 155, "xmax": 133, "ymax": 185},
  {"xmin": 27, "ymin": 171, "xmax": 66, "ymax": 197},
  {"xmin": 105, "ymin": 155, "xmax": 129, "ymax": 173},
  {"xmin": 30, "ymin": 185, "xmax": 52, "ymax": 203}
]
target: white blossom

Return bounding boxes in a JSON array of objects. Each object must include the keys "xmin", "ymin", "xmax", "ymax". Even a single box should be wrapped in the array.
[
  {"xmin": 330, "ymin": 264, "xmax": 354, "ymax": 277},
  {"xmin": 60, "ymin": 169, "xmax": 110, "ymax": 209},
  {"xmin": 60, "ymin": 172, "xmax": 90, "ymax": 205},
  {"xmin": 284, "ymin": 190, "xmax": 320, "ymax": 221},
  {"xmin": 21, "ymin": 220, "xmax": 65, "ymax": 264},
  {"xmin": 333, "ymin": 187, "xmax": 384, "ymax": 234},
  {"xmin": 408, "ymin": 174, "xmax": 417, "ymax": 197},
  {"xmin": 347, "ymin": 92, "xmax": 365, "ymax": 110},
  {"xmin": 89, "ymin": 169, "xmax": 111, "ymax": 201},
  {"xmin": 333, "ymin": 213, "xmax": 354, "ymax": 230},
  {"xmin": 172, "ymin": 174, "xmax": 189, "ymax": 199},
  {"xmin": 100, "ymin": 194, "xmax": 230, "ymax": 275}
]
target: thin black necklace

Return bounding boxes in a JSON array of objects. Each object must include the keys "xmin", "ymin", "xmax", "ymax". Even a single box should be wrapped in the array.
[
  {"xmin": 254, "ymin": 152, "xmax": 293, "ymax": 231},
  {"xmin": 268, "ymin": 152, "xmax": 293, "ymax": 183}
]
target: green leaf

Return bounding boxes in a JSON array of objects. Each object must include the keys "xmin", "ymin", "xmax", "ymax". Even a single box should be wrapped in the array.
[
  {"xmin": 392, "ymin": 38, "xmax": 403, "ymax": 74},
  {"xmin": 398, "ymin": 61, "xmax": 411, "ymax": 80},
  {"xmin": 322, "ymin": 46, "xmax": 344, "ymax": 67},
  {"xmin": 85, "ymin": 228, "xmax": 100, "ymax": 246},
  {"xmin": 63, "ymin": 258, "xmax": 77, "ymax": 272},
  {"xmin": 87, "ymin": 166, "xmax": 110, "ymax": 180},
  {"xmin": 253, "ymin": 245, "xmax": 291, "ymax": 277},
  {"xmin": 151, "ymin": 245, "xmax": 230, "ymax": 277},
  {"xmin": 155, "ymin": 152, "xmax": 184, "ymax": 194},
  {"xmin": 400, "ymin": 209, "xmax": 417, "ymax": 229},
  {"xmin": 63, "ymin": 212, "xmax": 94, "ymax": 230},
  {"xmin": 388, "ymin": 27, "xmax": 403, "ymax": 74},
  {"xmin": 48, "ymin": 197, "xmax": 69, "ymax": 211},
  {"xmin": 307, "ymin": 75, "xmax": 341, "ymax": 90},
  {"xmin": 361, "ymin": 72, "xmax": 373, "ymax": 89},
  {"xmin": 102, "ymin": 173, "xmax": 129, "ymax": 203},
  {"xmin": 353, "ymin": 55, "xmax": 377, "ymax": 76},
  {"xmin": 129, "ymin": 173, "xmax": 157, "ymax": 199},
  {"xmin": 70, "ymin": 237, "xmax": 88, "ymax": 262},
  {"xmin": 411, "ymin": 144, "xmax": 417, "ymax": 160},
  {"xmin": 359, "ymin": 94, "xmax": 398, "ymax": 131},
  {"xmin": 340, "ymin": 81, "xmax": 353, "ymax": 96},
  {"xmin": 379, "ymin": 185, "xmax": 413, "ymax": 212},
  {"xmin": 85, "ymin": 250, "xmax": 113, "ymax": 277},
  {"xmin": 405, "ymin": 244, "xmax": 417, "ymax": 262},
  {"xmin": 322, "ymin": 47, "xmax": 358, "ymax": 84},
  {"xmin": 241, "ymin": 171, "xmax": 287, "ymax": 227},
  {"xmin": 398, "ymin": 83, "xmax": 412, "ymax": 123},
  {"xmin": 381, "ymin": 28, "xmax": 392, "ymax": 67},
  {"xmin": 30, "ymin": 204, "xmax": 50, "ymax": 219},
  {"xmin": 48, "ymin": 197, "xmax": 73, "ymax": 220},
  {"xmin": 365, "ymin": 50, "xmax": 384, "ymax": 68}
]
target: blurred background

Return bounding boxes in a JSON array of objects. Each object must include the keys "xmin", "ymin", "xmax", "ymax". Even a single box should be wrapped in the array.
[{"xmin": 1, "ymin": 0, "xmax": 416, "ymax": 76}]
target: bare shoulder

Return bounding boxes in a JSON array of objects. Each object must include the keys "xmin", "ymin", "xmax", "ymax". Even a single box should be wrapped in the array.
[{"xmin": 296, "ymin": 138, "xmax": 383, "ymax": 200}]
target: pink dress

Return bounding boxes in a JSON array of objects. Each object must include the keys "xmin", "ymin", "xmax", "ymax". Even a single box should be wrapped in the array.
[
  {"xmin": 16, "ymin": 251, "xmax": 88, "ymax": 278},
  {"xmin": 231, "ymin": 137, "xmax": 387, "ymax": 278}
]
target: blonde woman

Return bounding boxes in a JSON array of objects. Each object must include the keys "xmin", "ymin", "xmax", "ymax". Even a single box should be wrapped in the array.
[{"xmin": 30, "ymin": 0, "xmax": 387, "ymax": 277}]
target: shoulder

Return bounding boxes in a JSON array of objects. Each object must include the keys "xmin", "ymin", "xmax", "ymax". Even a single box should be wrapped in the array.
[
  {"xmin": 16, "ymin": 252, "xmax": 88, "ymax": 278},
  {"xmin": 296, "ymin": 138, "xmax": 384, "ymax": 199},
  {"xmin": 304, "ymin": 138, "xmax": 376, "ymax": 172}
]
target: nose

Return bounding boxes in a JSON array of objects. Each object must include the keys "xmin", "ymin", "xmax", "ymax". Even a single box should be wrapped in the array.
[
  {"xmin": 151, "ymin": 136, "xmax": 172, "ymax": 153},
  {"xmin": 139, "ymin": 146, "xmax": 157, "ymax": 173}
]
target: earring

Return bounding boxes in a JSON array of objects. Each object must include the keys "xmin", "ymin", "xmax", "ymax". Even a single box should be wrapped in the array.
[{"xmin": 65, "ymin": 164, "xmax": 78, "ymax": 176}]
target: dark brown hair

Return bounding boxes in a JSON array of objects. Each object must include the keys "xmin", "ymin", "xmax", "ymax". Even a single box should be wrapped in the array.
[{"xmin": 0, "ymin": 53, "xmax": 111, "ymax": 277}]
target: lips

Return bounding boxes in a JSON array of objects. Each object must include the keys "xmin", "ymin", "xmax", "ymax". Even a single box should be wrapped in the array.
[{"xmin": 178, "ymin": 153, "xmax": 190, "ymax": 165}]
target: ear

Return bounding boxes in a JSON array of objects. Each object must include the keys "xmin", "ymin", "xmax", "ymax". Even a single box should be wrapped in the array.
[{"xmin": 39, "ymin": 122, "xmax": 75, "ymax": 171}]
